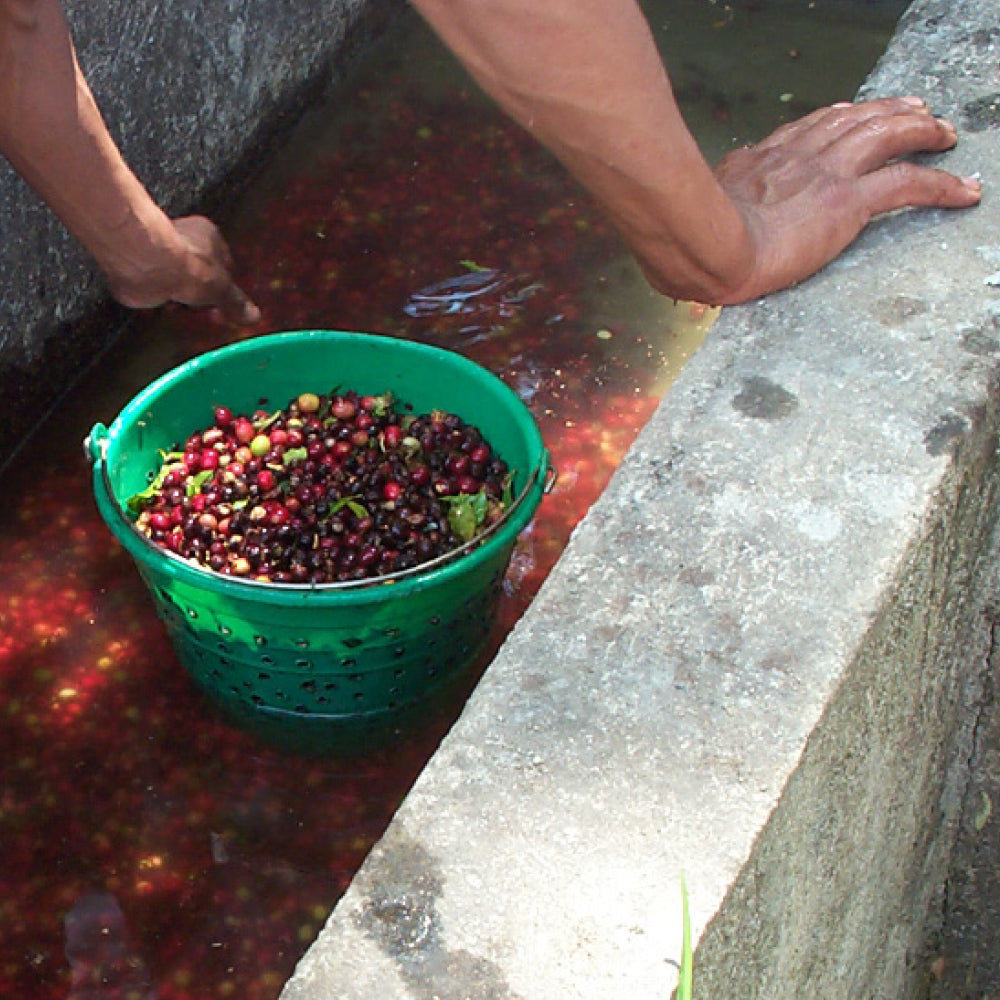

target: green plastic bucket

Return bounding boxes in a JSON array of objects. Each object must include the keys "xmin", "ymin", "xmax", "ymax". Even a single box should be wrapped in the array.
[{"xmin": 87, "ymin": 330, "xmax": 551, "ymax": 754}]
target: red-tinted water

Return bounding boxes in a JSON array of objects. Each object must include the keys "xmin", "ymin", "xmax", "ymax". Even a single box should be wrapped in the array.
[
  {"xmin": 0, "ymin": 79, "xmax": 676, "ymax": 1000},
  {"xmin": 0, "ymin": 3, "xmax": 901, "ymax": 996}
]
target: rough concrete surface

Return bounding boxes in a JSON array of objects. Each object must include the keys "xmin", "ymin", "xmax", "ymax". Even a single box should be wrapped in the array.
[
  {"xmin": 929, "ymin": 612, "xmax": 1000, "ymax": 1000},
  {"xmin": 279, "ymin": 0, "xmax": 1000, "ymax": 998}
]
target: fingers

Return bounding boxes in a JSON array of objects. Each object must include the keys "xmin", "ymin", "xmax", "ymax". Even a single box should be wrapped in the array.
[
  {"xmin": 815, "ymin": 112, "xmax": 960, "ymax": 177},
  {"xmin": 213, "ymin": 280, "xmax": 262, "ymax": 326},
  {"xmin": 172, "ymin": 215, "xmax": 261, "ymax": 325},
  {"xmin": 795, "ymin": 99, "xmax": 985, "ymax": 212},
  {"xmin": 857, "ymin": 161, "xmax": 982, "ymax": 218},
  {"xmin": 755, "ymin": 96, "xmax": 956, "ymax": 168},
  {"xmin": 742, "ymin": 94, "xmax": 983, "ymax": 216}
]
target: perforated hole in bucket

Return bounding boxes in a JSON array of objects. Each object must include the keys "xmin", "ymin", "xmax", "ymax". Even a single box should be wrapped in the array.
[
  {"xmin": 186, "ymin": 607, "xmax": 199, "ymax": 619},
  {"xmin": 295, "ymin": 639, "xmax": 310, "ymax": 649},
  {"xmin": 295, "ymin": 659, "xmax": 312, "ymax": 670},
  {"xmin": 254, "ymin": 635, "xmax": 268, "ymax": 648},
  {"xmin": 218, "ymin": 624, "xmax": 233, "ymax": 637},
  {"xmin": 348, "ymin": 672, "xmax": 366, "ymax": 703},
  {"xmin": 155, "ymin": 587, "xmax": 185, "ymax": 618}
]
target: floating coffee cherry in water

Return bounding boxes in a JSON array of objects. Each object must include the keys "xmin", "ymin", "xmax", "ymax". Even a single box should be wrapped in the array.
[{"xmin": 129, "ymin": 390, "xmax": 512, "ymax": 585}]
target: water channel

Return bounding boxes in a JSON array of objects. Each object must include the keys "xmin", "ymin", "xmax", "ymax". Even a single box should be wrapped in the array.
[{"xmin": 0, "ymin": 1, "xmax": 906, "ymax": 996}]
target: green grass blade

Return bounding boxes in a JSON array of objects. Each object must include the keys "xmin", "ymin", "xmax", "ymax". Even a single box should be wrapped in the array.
[{"xmin": 677, "ymin": 872, "xmax": 693, "ymax": 1000}]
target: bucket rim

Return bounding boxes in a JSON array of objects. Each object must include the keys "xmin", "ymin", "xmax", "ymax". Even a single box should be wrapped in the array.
[
  {"xmin": 108, "ymin": 329, "xmax": 532, "ymax": 425},
  {"xmin": 89, "ymin": 328, "xmax": 550, "ymax": 602}
]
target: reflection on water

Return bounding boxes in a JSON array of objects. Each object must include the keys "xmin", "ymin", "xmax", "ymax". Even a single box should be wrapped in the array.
[
  {"xmin": 0, "ymin": 2, "xmax": 906, "ymax": 998},
  {"xmin": 65, "ymin": 893, "xmax": 154, "ymax": 1000},
  {"xmin": 403, "ymin": 266, "xmax": 546, "ymax": 341}
]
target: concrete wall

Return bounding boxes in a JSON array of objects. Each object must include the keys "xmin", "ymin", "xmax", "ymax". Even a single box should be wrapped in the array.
[
  {"xmin": 0, "ymin": 0, "xmax": 395, "ymax": 465},
  {"xmin": 277, "ymin": 0, "xmax": 1000, "ymax": 997}
]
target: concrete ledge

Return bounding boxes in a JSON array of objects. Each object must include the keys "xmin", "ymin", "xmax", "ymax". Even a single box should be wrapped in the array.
[{"xmin": 281, "ymin": 1, "xmax": 1000, "ymax": 997}]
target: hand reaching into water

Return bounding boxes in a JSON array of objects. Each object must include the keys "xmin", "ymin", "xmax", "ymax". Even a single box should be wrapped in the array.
[
  {"xmin": 105, "ymin": 214, "xmax": 261, "ymax": 325},
  {"xmin": 708, "ymin": 97, "xmax": 982, "ymax": 303}
]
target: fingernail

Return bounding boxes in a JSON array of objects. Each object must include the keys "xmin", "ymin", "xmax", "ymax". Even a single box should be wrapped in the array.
[
  {"xmin": 902, "ymin": 95, "xmax": 928, "ymax": 109},
  {"xmin": 962, "ymin": 176, "xmax": 982, "ymax": 192}
]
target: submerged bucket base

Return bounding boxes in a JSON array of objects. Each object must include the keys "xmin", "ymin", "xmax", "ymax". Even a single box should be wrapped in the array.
[
  {"xmin": 152, "ymin": 564, "xmax": 505, "ymax": 755},
  {"xmin": 196, "ymin": 648, "xmax": 486, "ymax": 758}
]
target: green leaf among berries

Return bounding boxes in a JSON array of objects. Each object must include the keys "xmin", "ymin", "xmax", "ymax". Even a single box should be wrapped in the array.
[
  {"xmin": 325, "ymin": 496, "xmax": 369, "ymax": 521},
  {"xmin": 186, "ymin": 470, "xmax": 215, "ymax": 497},
  {"xmin": 367, "ymin": 392, "xmax": 394, "ymax": 418},
  {"xmin": 125, "ymin": 451, "xmax": 186, "ymax": 515},
  {"xmin": 442, "ymin": 489, "xmax": 503, "ymax": 542}
]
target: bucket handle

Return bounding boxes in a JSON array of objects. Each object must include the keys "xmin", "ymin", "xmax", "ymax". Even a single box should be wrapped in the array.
[
  {"xmin": 85, "ymin": 423, "xmax": 109, "ymax": 464},
  {"xmin": 542, "ymin": 461, "xmax": 558, "ymax": 494}
]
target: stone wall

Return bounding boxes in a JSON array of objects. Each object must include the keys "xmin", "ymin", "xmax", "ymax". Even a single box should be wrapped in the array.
[{"xmin": 0, "ymin": 0, "xmax": 394, "ymax": 466}]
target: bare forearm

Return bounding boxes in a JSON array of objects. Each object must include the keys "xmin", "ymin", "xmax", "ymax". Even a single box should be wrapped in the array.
[
  {"xmin": 0, "ymin": 0, "xmax": 258, "ymax": 321},
  {"xmin": 0, "ymin": 0, "xmax": 183, "ymax": 294},
  {"xmin": 410, "ymin": 0, "xmax": 755, "ymax": 303}
]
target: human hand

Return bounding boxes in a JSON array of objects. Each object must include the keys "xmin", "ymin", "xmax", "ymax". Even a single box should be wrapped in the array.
[
  {"xmin": 106, "ymin": 214, "xmax": 261, "ymax": 325},
  {"xmin": 712, "ymin": 96, "xmax": 982, "ymax": 303}
]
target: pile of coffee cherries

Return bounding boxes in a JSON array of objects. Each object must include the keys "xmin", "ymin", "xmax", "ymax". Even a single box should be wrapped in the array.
[{"xmin": 128, "ymin": 389, "xmax": 512, "ymax": 584}]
